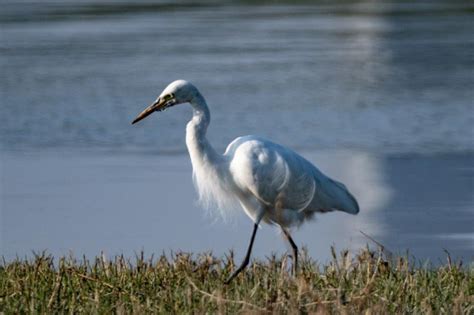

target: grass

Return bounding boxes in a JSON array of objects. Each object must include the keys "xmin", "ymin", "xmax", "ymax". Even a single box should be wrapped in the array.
[{"xmin": 1, "ymin": 247, "xmax": 473, "ymax": 314}]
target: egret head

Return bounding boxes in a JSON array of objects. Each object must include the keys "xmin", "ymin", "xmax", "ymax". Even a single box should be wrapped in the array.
[{"xmin": 132, "ymin": 80, "xmax": 199, "ymax": 124}]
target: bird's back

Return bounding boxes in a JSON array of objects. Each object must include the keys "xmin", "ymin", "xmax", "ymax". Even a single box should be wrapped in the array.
[{"xmin": 225, "ymin": 136, "xmax": 359, "ymax": 219}]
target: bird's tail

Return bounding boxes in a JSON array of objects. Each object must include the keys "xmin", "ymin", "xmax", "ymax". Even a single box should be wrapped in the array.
[{"xmin": 326, "ymin": 178, "xmax": 360, "ymax": 215}]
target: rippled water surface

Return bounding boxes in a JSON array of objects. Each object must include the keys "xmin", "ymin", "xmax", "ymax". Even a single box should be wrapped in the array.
[{"xmin": 1, "ymin": 1, "xmax": 473, "ymax": 263}]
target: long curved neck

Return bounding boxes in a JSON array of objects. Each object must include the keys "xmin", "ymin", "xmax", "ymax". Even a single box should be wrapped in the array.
[{"xmin": 185, "ymin": 93, "xmax": 223, "ymax": 166}]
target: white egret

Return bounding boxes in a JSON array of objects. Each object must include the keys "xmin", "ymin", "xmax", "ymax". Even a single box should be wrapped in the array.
[{"xmin": 132, "ymin": 80, "xmax": 359, "ymax": 283}]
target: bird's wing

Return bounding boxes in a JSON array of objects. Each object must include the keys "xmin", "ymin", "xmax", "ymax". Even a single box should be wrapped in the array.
[
  {"xmin": 272, "ymin": 149, "xmax": 316, "ymax": 211},
  {"xmin": 227, "ymin": 136, "xmax": 316, "ymax": 211},
  {"xmin": 227, "ymin": 136, "xmax": 359, "ymax": 215}
]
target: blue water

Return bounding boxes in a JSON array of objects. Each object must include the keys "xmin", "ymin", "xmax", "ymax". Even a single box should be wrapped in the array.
[
  {"xmin": 1, "ymin": 1, "xmax": 473, "ymax": 263},
  {"xmin": 1, "ymin": 0, "xmax": 473, "ymax": 154}
]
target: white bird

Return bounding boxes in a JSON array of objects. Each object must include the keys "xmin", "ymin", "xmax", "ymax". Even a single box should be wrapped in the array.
[{"xmin": 132, "ymin": 80, "xmax": 359, "ymax": 283}]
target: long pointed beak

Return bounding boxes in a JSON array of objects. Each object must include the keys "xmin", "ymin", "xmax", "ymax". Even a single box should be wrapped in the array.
[{"xmin": 131, "ymin": 98, "xmax": 165, "ymax": 124}]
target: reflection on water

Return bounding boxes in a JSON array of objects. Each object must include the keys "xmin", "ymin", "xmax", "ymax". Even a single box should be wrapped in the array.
[
  {"xmin": 1, "ymin": 150, "xmax": 472, "ymax": 263},
  {"xmin": 303, "ymin": 151, "xmax": 392, "ymax": 239}
]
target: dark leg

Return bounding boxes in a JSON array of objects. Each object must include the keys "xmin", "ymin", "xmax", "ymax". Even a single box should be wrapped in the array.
[
  {"xmin": 282, "ymin": 228, "xmax": 298, "ymax": 275},
  {"xmin": 225, "ymin": 223, "xmax": 259, "ymax": 284}
]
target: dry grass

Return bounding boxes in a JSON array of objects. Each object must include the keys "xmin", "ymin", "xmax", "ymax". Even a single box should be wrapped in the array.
[{"xmin": 1, "ymin": 248, "xmax": 473, "ymax": 314}]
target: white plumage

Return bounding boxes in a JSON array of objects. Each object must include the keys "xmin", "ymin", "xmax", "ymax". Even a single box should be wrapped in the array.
[{"xmin": 132, "ymin": 80, "xmax": 359, "ymax": 283}]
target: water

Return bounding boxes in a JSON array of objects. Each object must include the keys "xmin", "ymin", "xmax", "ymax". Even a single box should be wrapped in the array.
[{"xmin": 1, "ymin": 1, "xmax": 473, "ymax": 263}]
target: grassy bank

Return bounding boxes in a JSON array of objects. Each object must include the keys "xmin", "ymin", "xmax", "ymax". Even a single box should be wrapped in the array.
[{"xmin": 1, "ymin": 248, "xmax": 472, "ymax": 314}]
